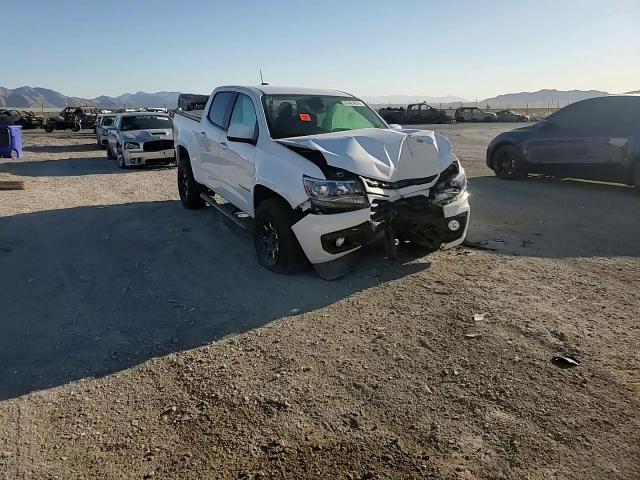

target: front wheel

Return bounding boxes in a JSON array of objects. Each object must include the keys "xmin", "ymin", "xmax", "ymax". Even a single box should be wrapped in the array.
[
  {"xmin": 253, "ymin": 199, "xmax": 307, "ymax": 274},
  {"xmin": 116, "ymin": 144, "xmax": 128, "ymax": 169},
  {"xmin": 44, "ymin": 124, "xmax": 54, "ymax": 133},
  {"xmin": 72, "ymin": 122, "xmax": 81, "ymax": 132},
  {"xmin": 492, "ymin": 145, "xmax": 527, "ymax": 180}
]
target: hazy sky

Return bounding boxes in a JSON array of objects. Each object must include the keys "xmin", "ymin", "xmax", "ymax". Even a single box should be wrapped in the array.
[{"xmin": 6, "ymin": 0, "xmax": 639, "ymax": 99}]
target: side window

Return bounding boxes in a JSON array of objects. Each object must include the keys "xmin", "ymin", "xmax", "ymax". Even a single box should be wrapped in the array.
[
  {"xmin": 229, "ymin": 94, "xmax": 258, "ymax": 132},
  {"xmin": 208, "ymin": 92, "xmax": 236, "ymax": 130}
]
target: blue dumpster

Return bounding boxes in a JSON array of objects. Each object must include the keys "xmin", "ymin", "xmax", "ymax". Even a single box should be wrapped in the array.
[{"xmin": 0, "ymin": 125, "xmax": 23, "ymax": 158}]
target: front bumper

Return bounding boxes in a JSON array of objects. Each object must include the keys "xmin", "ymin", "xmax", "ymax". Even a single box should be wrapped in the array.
[
  {"xmin": 291, "ymin": 192, "xmax": 470, "ymax": 277},
  {"xmin": 122, "ymin": 148, "xmax": 175, "ymax": 166}
]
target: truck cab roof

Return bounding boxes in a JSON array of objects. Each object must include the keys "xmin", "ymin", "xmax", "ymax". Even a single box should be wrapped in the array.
[{"xmin": 215, "ymin": 85, "xmax": 354, "ymax": 98}]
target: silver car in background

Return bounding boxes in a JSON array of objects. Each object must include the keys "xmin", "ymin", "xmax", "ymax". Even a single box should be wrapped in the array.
[
  {"xmin": 95, "ymin": 114, "xmax": 117, "ymax": 148},
  {"xmin": 106, "ymin": 112, "xmax": 175, "ymax": 169}
]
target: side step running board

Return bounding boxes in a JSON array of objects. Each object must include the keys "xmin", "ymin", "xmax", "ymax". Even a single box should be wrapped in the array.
[{"xmin": 200, "ymin": 193, "xmax": 253, "ymax": 231}]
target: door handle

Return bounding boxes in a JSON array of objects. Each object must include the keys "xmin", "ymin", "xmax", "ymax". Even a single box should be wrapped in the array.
[
  {"xmin": 199, "ymin": 131, "xmax": 207, "ymax": 136},
  {"xmin": 220, "ymin": 142, "xmax": 228, "ymax": 149}
]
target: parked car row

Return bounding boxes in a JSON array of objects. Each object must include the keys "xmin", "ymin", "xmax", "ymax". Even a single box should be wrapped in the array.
[
  {"xmin": 379, "ymin": 103, "xmax": 452, "ymax": 124},
  {"xmin": 43, "ymin": 106, "xmax": 98, "ymax": 133},
  {"xmin": 0, "ymin": 109, "xmax": 44, "ymax": 129},
  {"xmin": 378, "ymin": 104, "xmax": 535, "ymax": 124}
]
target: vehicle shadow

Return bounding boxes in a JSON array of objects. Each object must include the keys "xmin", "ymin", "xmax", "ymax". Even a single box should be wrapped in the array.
[
  {"xmin": 0, "ymin": 200, "xmax": 428, "ymax": 400},
  {"xmin": 466, "ymin": 175, "xmax": 640, "ymax": 258},
  {"xmin": 23, "ymin": 143, "xmax": 101, "ymax": 154},
  {"xmin": 0, "ymin": 157, "xmax": 133, "ymax": 176}
]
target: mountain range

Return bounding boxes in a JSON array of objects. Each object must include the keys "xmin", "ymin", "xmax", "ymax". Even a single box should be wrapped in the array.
[
  {"xmin": 0, "ymin": 86, "xmax": 634, "ymax": 110},
  {"xmin": 0, "ymin": 86, "xmax": 180, "ymax": 109}
]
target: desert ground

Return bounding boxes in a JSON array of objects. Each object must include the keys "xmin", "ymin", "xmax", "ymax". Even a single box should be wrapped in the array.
[{"xmin": 0, "ymin": 124, "xmax": 638, "ymax": 479}]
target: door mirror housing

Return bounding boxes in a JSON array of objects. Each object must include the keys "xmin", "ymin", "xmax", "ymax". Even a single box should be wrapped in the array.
[
  {"xmin": 389, "ymin": 123, "xmax": 403, "ymax": 130},
  {"xmin": 227, "ymin": 123, "xmax": 256, "ymax": 144}
]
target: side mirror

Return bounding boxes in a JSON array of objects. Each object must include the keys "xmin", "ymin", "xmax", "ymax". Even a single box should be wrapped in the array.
[
  {"xmin": 227, "ymin": 123, "xmax": 256, "ymax": 144},
  {"xmin": 389, "ymin": 123, "xmax": 403, "ymax": 130}
]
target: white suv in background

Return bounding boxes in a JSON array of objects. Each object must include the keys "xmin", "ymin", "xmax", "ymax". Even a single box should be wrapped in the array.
[{"xmin": 106, "ymin": 112, "xmax": 175, "ymax": 168}]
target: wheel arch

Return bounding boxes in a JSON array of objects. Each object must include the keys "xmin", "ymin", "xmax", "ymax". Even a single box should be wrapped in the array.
[
  {"xmin": 253, "ymin": 184, "xmax": 292, "ymax": 216},
  {"xmin": 176, "ymin": 144, "xmax": 190, "ymax": 165}
]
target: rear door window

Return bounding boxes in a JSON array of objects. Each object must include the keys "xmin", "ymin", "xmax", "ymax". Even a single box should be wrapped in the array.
[{"xmin": 208, "ymin": 92, "xmax": 237, "ymax": 130}]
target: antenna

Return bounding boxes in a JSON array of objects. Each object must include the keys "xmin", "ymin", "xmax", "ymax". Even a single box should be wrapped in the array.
[{"xmin": 260, "ymin": 69, "xmax": 268, "ymax": 86}]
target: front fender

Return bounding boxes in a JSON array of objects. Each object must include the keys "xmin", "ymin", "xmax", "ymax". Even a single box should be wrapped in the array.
[{"xmin": 253, "ymin": 141, "xmax": 325, "ymax": 215}]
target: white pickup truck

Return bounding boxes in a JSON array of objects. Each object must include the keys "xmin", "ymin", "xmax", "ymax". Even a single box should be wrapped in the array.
[{"xmin": 173, "ymin": 86, "xmax": 469, "ymax": 279}]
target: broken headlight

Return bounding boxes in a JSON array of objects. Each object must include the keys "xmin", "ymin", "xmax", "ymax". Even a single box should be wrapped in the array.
[
  {"xmin": 431, "ymin": 161, "xmax": 468, "ymax": 205},
  {"xmin": 303, "ymin": 176, "xmax": 368, "ymax": 210}
]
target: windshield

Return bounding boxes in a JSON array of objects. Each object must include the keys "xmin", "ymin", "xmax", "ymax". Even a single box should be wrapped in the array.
[
  {"xmin": 120, "ymin": 115, "xmax": 172, "ymax": 131},
  {"xmin": 262, "ymin": 94, "xmax": 387, "ymax": 139}
]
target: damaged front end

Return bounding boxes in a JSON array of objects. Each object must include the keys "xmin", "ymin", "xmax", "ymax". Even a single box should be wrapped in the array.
[{"xmin": 281, "ymin": 129, "xmax": 470, "ymax": 279}]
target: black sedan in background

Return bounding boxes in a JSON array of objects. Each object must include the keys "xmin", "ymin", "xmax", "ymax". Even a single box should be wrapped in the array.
[{"xmin": 486, "ymin": 96, "xmax": 640, "ymax": 187}]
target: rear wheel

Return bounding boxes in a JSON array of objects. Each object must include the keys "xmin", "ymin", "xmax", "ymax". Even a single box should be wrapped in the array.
[
  {"xmin": 44, "ymin": 124, "xmax": 53, "ymax": 133},
  {"xmin": 10, "ymin": 150, "xmax": 18, "ymax": 159},
  {"xmin": 254, "ymin": 198, "xmax": 307, "ymax": 274},
  {"xmin": 492, "ymin": 144, "xmax": 527, "ymax": 180},
  {"xmin": 72, "ymin": 122, "xmax": 81, "ymax": 132},
  {"xmin": 177, "ymin": 156, "xmax": 205, "ymax": 209}
]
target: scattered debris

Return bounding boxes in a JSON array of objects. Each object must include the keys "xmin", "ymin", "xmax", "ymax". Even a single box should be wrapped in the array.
[
  {"xmin": 473, "ymin": 313, "xmax": 486, "ymax": 322},
  {"xmin": 0, "ymin": 180, "xmax": 24, "ymax": 190},
  {"xmin": 551, "ymin": 356, "xmax": 580, "ymax": 369},
  {"xmin": 462, "ymin": 240, "xmax": 497, "ymax": 251},
  {"xmin": 465, "ymin": 333, "xmax": 482, "ymax": 338}
]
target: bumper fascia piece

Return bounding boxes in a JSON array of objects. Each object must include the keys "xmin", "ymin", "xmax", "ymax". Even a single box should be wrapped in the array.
[
  {"xmin": 292, "ymin": 192, "xmax": 470, "ymax": 278},
  {"xmin": 123, "ymin": 149, "xmax": 175, "ymax": 166}
]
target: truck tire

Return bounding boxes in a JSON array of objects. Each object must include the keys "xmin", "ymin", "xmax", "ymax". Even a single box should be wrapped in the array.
[
  {"xmin": 253, "ymin": 198, "xmax": 307, "ymax": 274},
  {"xmin": 44, "ymin": 124, "xmax": 53, "ymax": 133},
  {"xmin": 116, "ymin": 144, "xmax": 128, "ymax": 169},
  {"xmin": 177, "ymin": 157, "xmax": 205, "ymax": 209},
  {"xmin": 492, "ymin": 144, "xmax": 527, "ymax": 180},
  {"xmin": 72, "ymin": 122, "xmax": 81, "ymax": 132}
]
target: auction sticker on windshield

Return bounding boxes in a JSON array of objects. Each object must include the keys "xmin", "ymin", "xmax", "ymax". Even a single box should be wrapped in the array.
[{"xmin": 341, "ymin": 100, "xmax": 365, "ymax": 107}]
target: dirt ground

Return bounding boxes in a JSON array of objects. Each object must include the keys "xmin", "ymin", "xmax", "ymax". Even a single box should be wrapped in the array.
[{"xmin": 0, "ymin": 125, "xmax": 638, "ymax": 480}]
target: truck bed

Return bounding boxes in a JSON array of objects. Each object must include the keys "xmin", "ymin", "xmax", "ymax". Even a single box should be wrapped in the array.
[{"xmin": 175, "ymin": 110, "xmax": 204, "ymax": 122}]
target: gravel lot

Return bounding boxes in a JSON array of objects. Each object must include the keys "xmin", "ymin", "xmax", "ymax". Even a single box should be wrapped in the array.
[{"xmin": 1, "ymin": 125, "xmax": 638, "ymax": 479}]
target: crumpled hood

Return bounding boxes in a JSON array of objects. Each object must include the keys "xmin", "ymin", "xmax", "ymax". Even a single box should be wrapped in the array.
[
  {"xmin": 121, "ymin": 129, "xmax": 172, "ymax": 142},
  {"xmin": 278, "ymin": 128, "xmax": 454, "ymax": 181}
]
